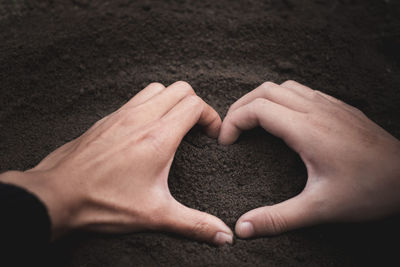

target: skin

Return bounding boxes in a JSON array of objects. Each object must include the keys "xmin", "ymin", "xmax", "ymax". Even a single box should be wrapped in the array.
[
  {"xmin": 0, "ymin": 79, "xmax": 399, "ymax": 244},
  {"xmin": 219, "ymin": 80, "xmax": 400, "ymax": 238},
  {"xmin": 0, "ymin": 81, "xmax": 233, "ymax": 245}
]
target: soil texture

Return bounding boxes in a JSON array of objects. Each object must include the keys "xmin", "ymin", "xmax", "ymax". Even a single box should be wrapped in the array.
[{"xmin": 1, "ymin": 0, "xmax": 400, "ymax": 266}]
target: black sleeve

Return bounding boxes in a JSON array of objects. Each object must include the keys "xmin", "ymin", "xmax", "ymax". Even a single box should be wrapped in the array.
[{"xmin": 0, "ymin": 181, "xmax": 51, "ymax": 260}]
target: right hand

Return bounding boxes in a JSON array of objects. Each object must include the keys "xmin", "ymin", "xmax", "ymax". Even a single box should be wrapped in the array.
[{"xmin": 219, "ymin": 80, "xmax": 400, "ymax": 239}]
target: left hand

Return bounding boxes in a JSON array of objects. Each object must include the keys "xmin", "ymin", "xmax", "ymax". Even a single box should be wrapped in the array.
[{"xmin": 0, "ymin": 81, "xmax": 233, "ymax": 245}]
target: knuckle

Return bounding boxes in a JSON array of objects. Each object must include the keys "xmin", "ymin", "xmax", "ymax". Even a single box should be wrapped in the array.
[
  {"xmin": 148, "ymin": 82, "xmax": 165, "ymax": 90},
  {"xmin": 281, "ymin": 80, "xmax": 297, "ymax": 87},
  {"xmin": 176, "ymin": 80, "xmax": 190, "ymax": 86},
  {"xmin": 357, "ymin": 110, "xmax": 366, "ymax": 117},
  {"xmin": 313, "ymin": 90, "xmax": 330, "ymax": 102},
  {"xmin": 110, "ymin": 110, "xmax": 124, "ymax": 122},
  {"xmin": 310, "ymin": 90, "xmax": 321, "ymax": 99},
  {"xmin": 262, "ymin": 210, "xmax": 287, "ymax": 235},
  {"xmin": 315, "ymin": 90, "xmax": 341, "ymax": 103},
  {"xmin": 175, "ymin": 81, "xmax": 195, "ymax": 94},
  {"xmin": 92, "ymin": 116, "xmax": 108, "ymax": 128},
  {"xmin": 351, "ymin": 106, "xmax": 366, "ymax": 116},
  {"xmin": 261, "ymin": 81, "xmax": 277, "ymax": 90},
  {"xmin": 191, "ymin": 218, "xmax": 211, "ymax": 237}
]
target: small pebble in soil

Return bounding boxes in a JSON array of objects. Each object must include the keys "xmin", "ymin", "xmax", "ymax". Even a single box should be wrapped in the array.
[
  {"xmin": 205, "ymin": 61, "xmax": 214, "ymax": 69},
  {"xmin": 275, "ymin": 60, "xmax": 295, "ymax": 72}
]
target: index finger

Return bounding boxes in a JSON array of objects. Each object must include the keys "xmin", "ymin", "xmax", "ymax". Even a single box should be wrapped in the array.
[
  {"xmin": 219, "ymin": 98, "xmax": 303, "ymax": 150},
  {"xmin": 161, "ymin": 95, "xmax": 221, "ymax": 149}
]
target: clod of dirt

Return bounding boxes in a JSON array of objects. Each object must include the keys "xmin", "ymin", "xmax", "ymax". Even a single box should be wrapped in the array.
[{"xmin": 275, "ymin": 60, "xmax": 295, "ymax": 72}]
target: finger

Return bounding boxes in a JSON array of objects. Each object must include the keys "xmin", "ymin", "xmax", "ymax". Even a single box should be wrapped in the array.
[
  {"xmin": 315, "ymin": 90, "xmax": 361, "ymax": 113},
  {"xmin": 280, "ymin": 80, "xmax": 315, "ymax": 98},
  {"xmin": 121, "ymin": 82, "xmax": 165, "ymax": 109},
  {"xmin": 315, "ymin": 90, "xmax": 343, "ymax": 104},
  {"xmin": 281, "ymin": 80, "xmax": 346, "ymax": 107},
  {"xmin": 235, "ymin": 192, "xmax": 320, "ymax": 238},
  {"xmin": 141, "ymin": 81, "xmax": 196, "ymax": 119},
  {"xmin": 161, "ymin": 95, "xmax": 221, "ymax": 149},
  {"xmin": 219, "ymin": 98, "xmax": 303, "ymax": 147},
  {"xmin": 161, "ymin": 200, "xmax": 233, "ymax": 246},
  {"xmin": 227, "ymin": 82, "xmax": 310, "ymax": 114},
  {"xmin": 280, "ymin": 81, "xmax": 365, "ymax": 117}
]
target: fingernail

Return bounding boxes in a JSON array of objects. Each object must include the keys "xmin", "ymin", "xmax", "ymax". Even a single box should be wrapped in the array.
[
  {"xmin": 214, "ymin": 232, "xmax": 233, "ymax": 245},
  {"xmin": 237, "ymin": 221, "xmax": 254, "ymax": 238}
]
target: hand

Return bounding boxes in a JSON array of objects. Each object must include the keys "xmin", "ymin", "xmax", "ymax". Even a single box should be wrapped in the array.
[
  {"xmin": 0, "ymin": 81, "xmax": 233, "ymax": 245},
  {"xmin": 219, "ymin": 80, "xmax": 400, "ymax": 238}
]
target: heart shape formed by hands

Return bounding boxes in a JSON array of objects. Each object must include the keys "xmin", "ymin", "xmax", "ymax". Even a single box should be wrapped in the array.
[{"xmin": 2, "ymin": 80, "xmax": 399, "ymax": 246}]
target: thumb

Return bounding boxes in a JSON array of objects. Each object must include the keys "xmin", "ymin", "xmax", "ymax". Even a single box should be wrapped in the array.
[
  {"xmin": 235, "ymin": 193, "xmax": 320, "ymax": 238},
  {"xmin": 162, "ymin": 200, "xmax": 233, "ymax": 246}
]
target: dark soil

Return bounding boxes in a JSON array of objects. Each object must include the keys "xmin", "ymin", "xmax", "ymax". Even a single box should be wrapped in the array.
[{"xmin": 1, "ymin": 0, "xmax": 400, "ymax": 266}]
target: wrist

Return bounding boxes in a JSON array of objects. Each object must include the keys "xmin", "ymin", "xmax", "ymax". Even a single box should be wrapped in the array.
[{"xmin": 0, "ymin": 170, "xmax": 75, "ymax": 240}]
